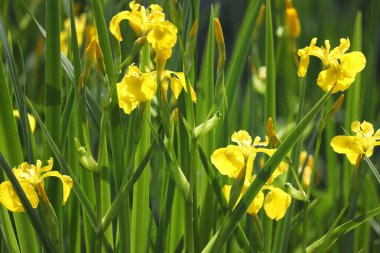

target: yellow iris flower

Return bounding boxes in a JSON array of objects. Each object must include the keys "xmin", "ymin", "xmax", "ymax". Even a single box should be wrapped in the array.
[
  {"xmin": 331, "ymin": 121, "xmax": 380, "ymax": 165},
  {"xmin": 297, "ymin": 38, "xmax": 366, "ymax": 93},
  {"xmin": 110, "ymin": 1, "xmax": 177, "ymax": 70},
  {"xmin": 211, "ymin": 130, "xmax": 274, "ymax": 179},
  {"xmin": 110, "ymin": 1, "xmax": 165, "ymax": 40},
  {"xmin": 0, "ymin": 158, "xmax": 73, "ymax": 212},
  {"xmin": 211, "ymin": 130, "xmax": 292, "ymax": 220},
  {"xmin": 213, "ymin": 130, "xmax": 291, "ymax": 220},
  {"xmin": 117, "ymin": 64, "xmax": 196, "ymax": 114},
  {"xmin": 117, "ymin": 65, "xmax": 157, "ymax": 114}
]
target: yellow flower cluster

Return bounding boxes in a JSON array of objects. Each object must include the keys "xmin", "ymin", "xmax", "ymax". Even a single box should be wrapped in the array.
[
  {"xmin": 297, "ymin": 38, "xmax": 366, "ymax": 93},
  {"xmin": 331, "ymin": 121, "xmax": 380, "ymax": 165},
  {"xmin": 116, "ymin": 65, "xmax": 196, "ymax": 114},
  {"xmin": 110, "ymin": 1, "xmax": 196, "ymax": 114},
  {"xmin": 211, "ymin": 130, "xmax": 291, "ymax": 220},
  {"xmin": 0, "ymin": 158, "xmax": 73, "ymax": 212},
  {"xmin": 110, "ymin": 1, "xmax": 177, "ymax": 68}
]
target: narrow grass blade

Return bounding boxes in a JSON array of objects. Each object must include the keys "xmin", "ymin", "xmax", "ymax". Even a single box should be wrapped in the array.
[
  {"xmin": 264, "ymin": 0, "xmax": 276, "ymax": 123},
  {"xmin": 0, "ymin": 16, "xmax": 39, "ymax": 253},
  {"xmin": 45, "ymin": 0, "xmax": 62, "ymax": 144},
  {"xmin": 0, "ymin": 16, "xmax": 33, "ymax": 162},
  {"xmin": 101, "ymin": 141, "xmax": 156, "ymax": 231},
  {"xmin": 26, "ymin": 98, "xmax": 114, "ymax": 251},
  {"xmin": 132, "ymin": 44, "xmax": 151, "ymax": 253},
  {"xmin": 225, "ymin": 0, "xmax": 262, "ymax": 95},
  {"xmin": 0, "ymin": 52, "xmax": 21, "ymax": 253},
  {"xmin": 307, "ymin": 207, "xmax": 380, "ymax": 252},
  {"xmin": 26, "ymin": 98, "xmax": 97, "ymax": 228},
  {"xmin": 149, "ymin": 122, "xmax": 190, "ymax": 202},
  {"xmin": 45, "ymin": 1, "xmax": 62, "ymax": 248}
]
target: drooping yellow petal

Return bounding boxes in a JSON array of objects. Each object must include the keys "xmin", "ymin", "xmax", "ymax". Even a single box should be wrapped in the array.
[
  {"xmin": 297, "ymin": 38, "xmax": 319, "ymax": 77},
  {"xmin": 161, "ymin": 71, "xmax": 197, "ymax": 102},
  {"xmin": 263, "ymin": 187, "xmax": 291, "ymax": 220},
  {"xmin": 297, "ymin": 55, "xmax": 309, "ymax": 77},
  {"xmin": 0, "ymin": 181, "xmax": 39, "ymax": 212},
  {"xmin": 346, "ymin": 153, "xmax": 361, "ymax": 165},
  {"xmin": 110, "ymin": 11, "xmax": 134, "ymax": 41},
  {"xmin": 211, "ymin": 146, "xmax": 245, "ymax": 178},
  {"xmin": 40, "ymin": 171, "xmax": 73, "ymax": 205},
  {"xmin": 340, "ymin": 52, "xmax": 366, "ymax": 77},
  {"xmin": 330, "ymin": 136, "xmax": 364, "ymax": 154},
  {"xmin": 317, "ymin": 67, "xmax": 339, "ymax": 92},
  {"xmin": 247, "ymin": 191, "xmax": 264, "ymax": 215}
]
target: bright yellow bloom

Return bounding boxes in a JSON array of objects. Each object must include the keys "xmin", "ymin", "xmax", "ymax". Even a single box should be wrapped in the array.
[
  {"xmin": 0, "ymin": 158, "xmax": 73, "ymax": 212},
  {"xmin": 211, "ymin": 130, "xmax": 274, "ymax": 179},
  {"xmin": 116, "ymin": 64, "xmax": 157, "ymax": 114},
  {"xmin": 263, "ymin": 185, "xmax": 292, "ymax": 220},
  {"xmin": 110, "ymin": 1, "xmax": 165, "ymax": 40},
  {"xmin": 297, "ymin": 38, "xmax": 366, "ymax": 93},
  {"xmin": 117, "ymin": 65, "xmax": 197, "ymax": 114},
  {"xmin": 285, "ymin": 0, "xmax": 301, "ymax": 38},
  {"xmin": 212, "ymin": 129, "xmax": 292, "ymax": 220},
  {"xmin": 331, "ymin": 121, "xmax": 380, "ymax": 165},
  {"xmin": 110, "ymin": 1, "xmax": 177, "ymax": 70},
  {"xmin": 13, "ymin": 110, "xmax": 36, "ymax": 133}
]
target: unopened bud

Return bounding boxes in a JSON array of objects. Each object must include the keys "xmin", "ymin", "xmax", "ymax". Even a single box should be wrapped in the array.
[
  {"xmin": 194, "ymin": 112, "xmax": 221, "ymax": 139},
  {"xmin": 75, "ymin": 138, "xmax": 98, "ymax": 172},
  {"xmin": 284, "ymin": 183, "xmax": 307, "ymax": 201}
]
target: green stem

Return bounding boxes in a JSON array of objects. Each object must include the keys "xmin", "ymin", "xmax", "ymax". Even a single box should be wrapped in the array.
[
  {"xmin": 302, "ymin": 127, "xmax": 323, "ymax": 252},
  {"xmin": 179, "ymin": 30, "xmax": 197, "ymax": 253},
  {"xmin": 95, "ymin": 172, "xmax": 102, "ymax": 253},
  {"xmin": 263, "ymin": 217, "xmax": 273, "ymax": 253}
]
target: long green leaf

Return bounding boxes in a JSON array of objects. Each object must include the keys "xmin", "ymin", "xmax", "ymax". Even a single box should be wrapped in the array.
[
  {"xmin": 0, "ymin": 16, "xmax": 32, "ymax": 162},
  {"xmin": 264, "ymin": 0, "xmax": 276, "ymax": 123},
  {"xmin": 0, "ymin": 52, "xmax": 21, "ymax": 253},
  {"xmin": 307, "ymin": 207, "xmax": 380, "ymax": 252},
  {"xmin": 225, "ymin": 0, "xmax": 262, "ymax": 96},
  {"xmin": 26, "ymin": 98, "xmax": 113, "ymax": 252},
  {"xmin": 0, "ymin": 15, "xmax": 39, "ymax": 253}
]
